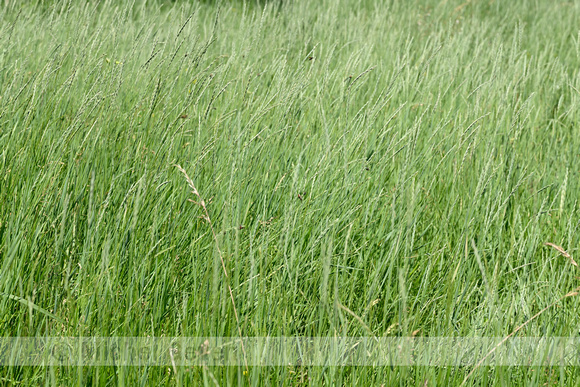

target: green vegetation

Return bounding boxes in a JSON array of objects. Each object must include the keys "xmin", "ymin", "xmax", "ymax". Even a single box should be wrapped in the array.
[{"xmin": 1, "ymin": 0, "xmax": 580, "ymax": 384}]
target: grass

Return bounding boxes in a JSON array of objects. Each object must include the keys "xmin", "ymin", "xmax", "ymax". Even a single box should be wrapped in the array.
[{"xmin": 1, "ymin": 0, "xmax": 580, "ymax": 384}]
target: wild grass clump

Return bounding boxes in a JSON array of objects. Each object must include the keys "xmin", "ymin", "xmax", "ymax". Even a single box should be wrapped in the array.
[{"xmin": 1, "ymin": 0, "xmax": 580, "ymax": 384}]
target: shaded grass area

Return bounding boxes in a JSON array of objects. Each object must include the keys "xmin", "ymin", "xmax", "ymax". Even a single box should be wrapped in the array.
[{"xmin": 1, "ymin": 0, "xmax": 580, "ymax": 384}]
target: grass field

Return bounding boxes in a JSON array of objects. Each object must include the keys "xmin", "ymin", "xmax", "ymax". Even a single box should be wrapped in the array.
[{"xmin": 1, "ymin": 0, "xmax": 580, "ymax": 385}]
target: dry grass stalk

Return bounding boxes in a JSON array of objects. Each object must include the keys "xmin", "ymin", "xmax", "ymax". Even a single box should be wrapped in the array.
[
  {"xmin": 175, "ymin": 164, "xmax": 248, "ymax": 370},
  {"xmin": 544, "ymin": 242, "xmax": 578, "ymax": 267}
]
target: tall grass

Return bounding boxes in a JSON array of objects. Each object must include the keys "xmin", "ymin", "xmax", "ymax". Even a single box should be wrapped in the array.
[{"xmin": 1, "ymin": 0, "xmax": 580, "ymax": 384}]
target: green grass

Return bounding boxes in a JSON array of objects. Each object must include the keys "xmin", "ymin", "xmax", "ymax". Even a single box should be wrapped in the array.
[{"xmin": 1, "ymin": 0, "xmax": 580, "ymax": 384}]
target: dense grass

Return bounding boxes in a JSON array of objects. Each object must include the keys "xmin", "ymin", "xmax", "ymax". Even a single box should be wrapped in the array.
[{"xmin": 1, "ymin": 0, "xmax": 580, "ymax": 384}]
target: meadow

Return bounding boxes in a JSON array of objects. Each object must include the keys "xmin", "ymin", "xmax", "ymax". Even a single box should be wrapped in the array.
[{"xmin": 1, "ymin": 0, "xmax": 580, "ymax": 384}]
